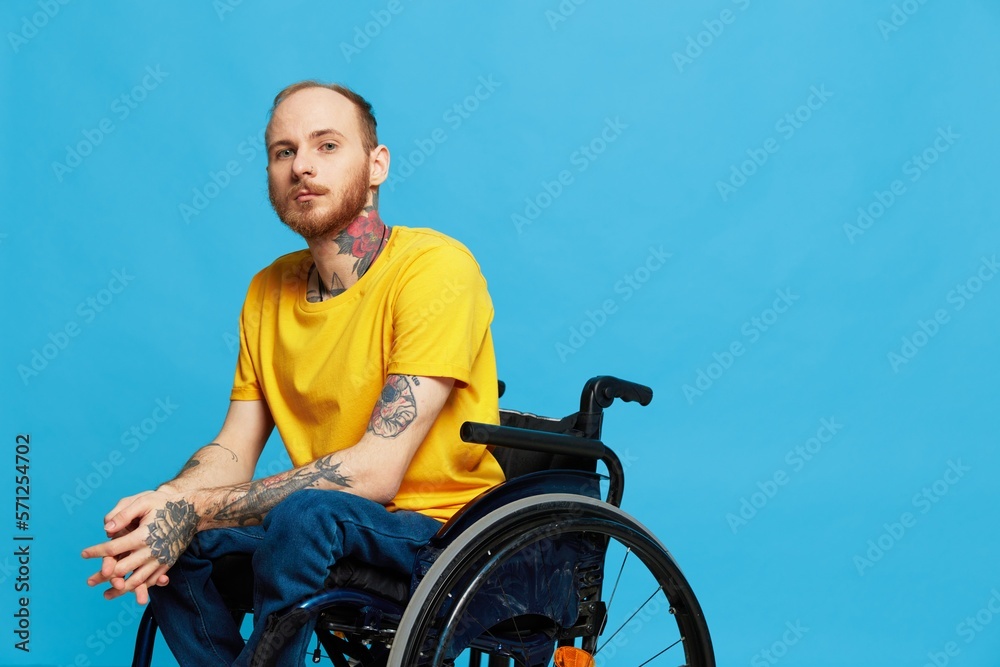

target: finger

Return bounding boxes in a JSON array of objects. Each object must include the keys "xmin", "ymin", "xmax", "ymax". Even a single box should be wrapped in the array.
[
  {"xmin": 82, "ymin": 531, "xmax": 145, "ymax": 560},
  {"xmin": 80, "ymin": 535, "xmax": 135, "ymax": 569},
  {"xmin": 103, "ymin": 585, "xmax": 128, "ymax": 601},
  {"xmin": 126, "ymin": 563, "xmax": 169, "ymax": 601},
  {"xmin": 110, "ymin": 550, "xmax": 147, "ymax": 579},
  {"xmin": 112, "ymin": 544, "xmax": 170, "ymax": 580},
  {"xmin": 97, "ymin": 577, "xmax": 133, "ymax": 600},
  {"xmin": 100, "ymin": 569, "xmax": 168, "ymax": 600},
  {"xmin": 87, "ymin": 568, "xmax": 106, "ymax": 587},
  {"xmin": 122, "ymin": 560, "xmax": 162, "ymax": 593},
  {"xmin": 149, "ymin": 564, "xmax": 170, "ymax": 588},
  {"xmin": 103, "ymin": 491, "xmax": 152, "ymax": 526},
  {"xmin": 106, "ymin": 517, "xmax": 141, "ymax": 540},
  {"xmin": 135, "ymin": 564, "xmax": 169, "ymax": 589},
  {"xmin": 134, "ymin": 583, "xmax": 149, "ymax": 606},
  {"xmin": 105, "ymin": 495, "xmax": 155, "ymax": 533},
  {"xmin": 87, "ymin": 554, "xmax": 128, "ymax": 586},
  {"xmin": 100, "ymin": 555, "xmax": 120, "ymax": 579}
]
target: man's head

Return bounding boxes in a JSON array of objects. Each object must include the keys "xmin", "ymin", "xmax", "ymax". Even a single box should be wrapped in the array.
[{"xmin": 265, "ymin": 81, "xmax": 389, "ymax": 240}]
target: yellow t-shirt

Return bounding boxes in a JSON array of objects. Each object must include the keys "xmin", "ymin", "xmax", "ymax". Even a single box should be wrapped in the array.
[{"xmin": 231, "ymin": 226, "xmax": 505, "ymax": 521}]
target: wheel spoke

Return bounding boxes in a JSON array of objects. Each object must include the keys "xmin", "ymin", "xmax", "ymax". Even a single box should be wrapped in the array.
[
  {"xmin": 455, "ymin": 603, "xmax": 506, "ymax": 654},
  {"xmin": 603, "ymin": 545, "xmax": 632, "ymax": 621},
  {"xmin": 636, "ymin": 637, "xmax": 683, "ymax": 666},
  {"xmin": 594, "ymin": 585, "xmax": 663, "ymax": 656},
  {"xmin": 495, "ymin": 576, "xmax": 525, "ymax": 643}
]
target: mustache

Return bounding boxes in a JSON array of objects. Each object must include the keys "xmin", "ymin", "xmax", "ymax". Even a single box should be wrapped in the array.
[{"xmin": 287, "ymin": 180, "xmax": 330, "ymax": 199}]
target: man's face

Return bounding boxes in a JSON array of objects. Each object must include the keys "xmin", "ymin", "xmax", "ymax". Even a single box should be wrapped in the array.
[{"xmin": 265, "ymin": 88, "xmax": 372, "ymax": 240}]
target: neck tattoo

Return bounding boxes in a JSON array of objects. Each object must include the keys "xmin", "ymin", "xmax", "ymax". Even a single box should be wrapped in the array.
[{"xmin": 307, "ymin": 223, "xmax": 390, "ymax": 303}]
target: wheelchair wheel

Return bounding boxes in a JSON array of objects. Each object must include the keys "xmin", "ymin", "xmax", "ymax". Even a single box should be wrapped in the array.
[{"xmin": 388, "ymin": 494, "xmax": 714, "ymax": 667}]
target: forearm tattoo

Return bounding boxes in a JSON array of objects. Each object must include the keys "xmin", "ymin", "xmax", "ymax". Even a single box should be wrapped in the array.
[
  {"xmin": 212, "ymin": 458, "xmax": 352, "ymax": 526},
  {"xmin": 367, "ymin": 375, "xmax": 418, "ymax": 438},
  {"xmin": 145, "ymin": 499, "xmax": 199, "ymax": 565},
  {"xmin": 206, "ymin": 442, "xmax": 240, "ymax": 461},
  {"xmin": 176, "ymin": 442, "xmax": 239, "ymax": 477}
]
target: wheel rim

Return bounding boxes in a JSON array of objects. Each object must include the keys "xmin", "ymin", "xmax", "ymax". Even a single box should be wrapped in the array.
[{"xmin": 390, "ymin": 494, "xmax": 713, "ymax": 667}]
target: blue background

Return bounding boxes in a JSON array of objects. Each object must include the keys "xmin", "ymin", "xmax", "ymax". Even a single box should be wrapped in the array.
[{"xmin": 3, "ymin": 1, "xmax": 999, "ymax": 665}]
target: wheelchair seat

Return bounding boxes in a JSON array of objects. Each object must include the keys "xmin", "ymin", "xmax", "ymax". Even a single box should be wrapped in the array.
[{"xmin": 131, "ymin": 376, "xmax": 715, "ymax": 667}]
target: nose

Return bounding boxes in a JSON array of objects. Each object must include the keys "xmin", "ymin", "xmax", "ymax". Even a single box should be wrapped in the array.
[{"xmin": 291, "ymin": 153, "xmax": 314, "ymax": 180}]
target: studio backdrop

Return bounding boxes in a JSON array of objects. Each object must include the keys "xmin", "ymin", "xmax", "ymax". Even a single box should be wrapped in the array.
[{"xmin": 2, "ymin": 1, "xmax": 999, "ymax": 666}]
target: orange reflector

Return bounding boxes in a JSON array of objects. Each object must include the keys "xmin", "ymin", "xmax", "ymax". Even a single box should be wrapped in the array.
[{"xmin": 554, "ymin": 646, "xmax": 596, "ymax": 667}]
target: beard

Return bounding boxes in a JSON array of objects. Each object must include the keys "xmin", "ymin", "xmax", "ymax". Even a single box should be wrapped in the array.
[{"xmin": 269, "ymin": 160, "xmax": 371, "ymax": 240}]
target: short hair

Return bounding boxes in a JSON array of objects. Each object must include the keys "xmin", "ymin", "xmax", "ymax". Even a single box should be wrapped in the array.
[{"xmin": 269, "ymin": 81, "xmax": 378, "ymax": 154}]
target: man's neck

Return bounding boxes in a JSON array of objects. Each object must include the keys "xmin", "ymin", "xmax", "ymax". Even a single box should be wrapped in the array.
[{"xmin": 305, "ymin": 206, "xmax": 390, "ymax": 302}]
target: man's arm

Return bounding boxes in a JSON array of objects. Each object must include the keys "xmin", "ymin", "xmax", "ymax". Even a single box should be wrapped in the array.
[
  {"xmin": 163, "ymin": 399, "xmax": 273, "ymax": 493},
  {"xmin": 195, "ymin": 374, "xmax": 449, "ymax": 526},
  {"xmin": 84, "ymin": 399, "xmax": 273, "ymax": 602},
  {"xmin": 82, "ymin": 374, "xmax": 453, "ymax": 597}
]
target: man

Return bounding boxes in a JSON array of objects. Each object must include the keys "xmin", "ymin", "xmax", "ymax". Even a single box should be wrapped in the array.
[{"xmin": 82, "ymin": 81, "xmax": 505, "ymax": 666}]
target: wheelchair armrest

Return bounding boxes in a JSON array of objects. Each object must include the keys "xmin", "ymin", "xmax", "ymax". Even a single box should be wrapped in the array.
[{"xmin": 460, "ymin": 422, "xmax": 624, "ymax": 507}]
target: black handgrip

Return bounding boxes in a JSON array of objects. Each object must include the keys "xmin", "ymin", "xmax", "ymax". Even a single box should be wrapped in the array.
[
  {"xmin": 461, "ymin": 422, "xmax": 607, "ymax": 460},
  {"xmin": 581, "ymin": 376, "xmax": 653, "ymax": 412}
]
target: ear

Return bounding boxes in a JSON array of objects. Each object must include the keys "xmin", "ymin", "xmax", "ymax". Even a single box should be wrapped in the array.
[{"xmin": 368, "ymin": 145, "xmax": 390, "ymax": 187}]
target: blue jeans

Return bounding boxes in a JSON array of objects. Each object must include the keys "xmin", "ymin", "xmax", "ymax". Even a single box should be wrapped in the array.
[{"xmin": 148, "ymin": 489, "xmax": 442, "ymax": 666}]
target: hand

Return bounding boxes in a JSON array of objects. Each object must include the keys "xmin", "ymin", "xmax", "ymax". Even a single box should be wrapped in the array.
[
  {"xmin": 86, "ymin": 517, "xmax": 171, "ymax": 604},
  {"xmin": 82, "ymin": 490, "xmax": 200, "ymax": 603}
]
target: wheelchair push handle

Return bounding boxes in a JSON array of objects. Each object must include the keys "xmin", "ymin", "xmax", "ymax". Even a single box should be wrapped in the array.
[{"xmin": 581, "ymin": 375, "xmax": 653, "ymax": 413}]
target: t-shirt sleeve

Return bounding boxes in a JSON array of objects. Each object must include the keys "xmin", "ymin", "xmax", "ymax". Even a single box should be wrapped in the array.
[
  {"xmin": 231, "ymin": 275, "xmax": 264, "ymax": 401},
  {"xmin": 387, "ymin": 244, "xmax": 493, "ymax": 387}
]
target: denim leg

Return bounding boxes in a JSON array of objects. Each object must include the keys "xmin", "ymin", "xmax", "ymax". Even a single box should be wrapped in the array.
[
  {"xmin": 149, "ymin": 525, "xmax": 265, "ymax": 667},
  {"xmin": 236, "ymin": 489, "xmax": 442, "ymax": 667}
]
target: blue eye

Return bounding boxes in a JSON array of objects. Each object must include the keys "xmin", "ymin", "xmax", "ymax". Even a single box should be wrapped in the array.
[
  {"xmin": 275, "ymin": 148, "xmax": 293, "ymax": 159},
  {"xmin": 322, "ymin": 142, "xmax": 337, "ymax": 151}
]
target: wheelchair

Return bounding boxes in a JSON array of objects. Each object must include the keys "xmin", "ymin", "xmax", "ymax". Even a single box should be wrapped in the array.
[{"xmin": 131, "ymin": 376, "xmax": 715, "ymax": 666}]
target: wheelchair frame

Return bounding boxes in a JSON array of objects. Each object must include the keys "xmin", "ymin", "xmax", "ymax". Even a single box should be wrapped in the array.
[{"xmin": 131, "ymin": 376, "xmax": 715, "ymax": 667}]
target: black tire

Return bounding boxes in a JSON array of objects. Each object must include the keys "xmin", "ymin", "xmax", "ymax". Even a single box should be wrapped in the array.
[{"xmin": 387, "ymin": 494, "xmax": 714, "ymax": 667}]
